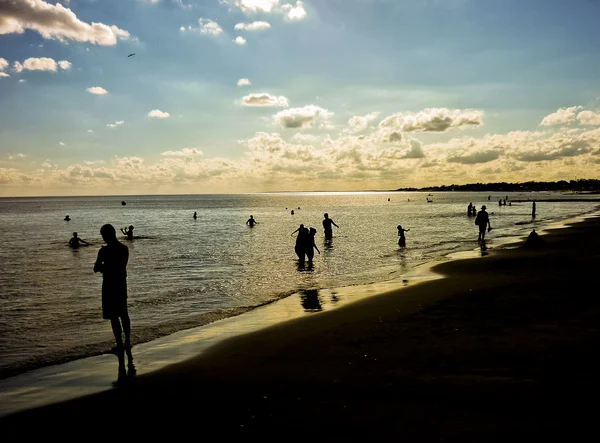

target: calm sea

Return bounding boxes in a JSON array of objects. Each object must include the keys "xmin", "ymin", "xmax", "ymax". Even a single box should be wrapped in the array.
[{"xmin": 0, "ymin": 192, "xmax": 598, "ymax": 378}]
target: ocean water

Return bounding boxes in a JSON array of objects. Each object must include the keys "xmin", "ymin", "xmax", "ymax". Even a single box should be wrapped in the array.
[{"xmin": 0, "ymin": 191, "xmax": 598, "ymax": 378}]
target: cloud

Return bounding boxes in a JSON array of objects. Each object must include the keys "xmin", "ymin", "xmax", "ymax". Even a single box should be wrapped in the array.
[
  {"xmin": 18, "ymin": 79, "xmax": 25, "ymax": 82},
  {"xmin": 577, "ymin": 110, "xmax": 600, "ymax": 126},
  {"xmin": 235, "ymin": 21, "xmax": 271, "ymax": 31},
  {"xmin": 59, "ymin": 141, "xmax": 65, "ymax": 146},
  {"xmin": 161, "ymin": 148, "xmax": 203, "ymax": 157},
  {"xmin": 226, "ymin": 0, "xmax": 280, "ymax": 14},
  {"xmin": 87, "ymin": 129, "xmax": 94, "ymax": 133},
  {"xmin": 179, "ymin": 26, "xmax": 185, "ymax": 31},
  {"xmin": 241, "ymin": 93, "xmax": 289, "ymax": 107},
  {"xmin": 0, "ymin": 72, "xmax": 9, "ymax": 78},
  {"xmin": 378, "ymin": 108, "xmax": 483, "ymax": 133},
  {"xmin": 106, "ymin": 120, "xmax": 124, "ymax": 128},
  {"xmin": 237, "ymin": 78, "xmax": 251, "ymax": 87},
  {"xmin": 447, "ymin": 149, "xmax": 502, "ymax": 164},
  {"xmin": 86, "ymin": 86, "xmax": 108, "ymax": 95},
  {"xmin": 281, "ymin": 1, "xmax": 307, "ymax": 20},
  {"xmin": 515, "ymin": 140, "xmax": 592, "ymax": 162},
  {"xmin": 0, "ymin": 0, "xmax": 130, "ymax": 45},
  {"xmin": 347, "ymin": 112, "xmax": 379, "ymax": 133},
  {"xmin": 234, "ymin": 36, "xmax": 247, "ymax": 45},
  {"xmin": 198, "ymin": 18, "xmax": 223, "ymax": 35},
  {"xmin": 0, "ymin": 57, "xmax": 8, "ymax": 71},
  {"xmin": 148, "ymin": 109, "xmax": 170, "ymax": 119},
  {"xmin": 540, "ymin": 106, "xmax": 582, "ymax": 126},
  {"xmin": 13, "ymin": 57, "xmax": 71, "ymax": 72},
  {"xmin": 273, "ymin": 105, "xmax": 334, "ymax": 129}
]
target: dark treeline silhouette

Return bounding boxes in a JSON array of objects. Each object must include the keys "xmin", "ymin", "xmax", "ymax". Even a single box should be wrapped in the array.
[{"xmin": 395, "ymin": 179, "xmax": 600, "ymax": 193}]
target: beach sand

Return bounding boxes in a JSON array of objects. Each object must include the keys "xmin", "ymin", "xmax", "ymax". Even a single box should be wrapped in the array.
[{"xmin": 2, "ymin": 217, "xmax": 600, "ymax": 440}]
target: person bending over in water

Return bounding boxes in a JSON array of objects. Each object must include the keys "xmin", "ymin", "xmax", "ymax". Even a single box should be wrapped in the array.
[
  {"xmin": 69, "ymin": 232, "xmax": 89, "ymax": 249},
  {"xmin": 120, "ymin": 225, "xmax": 134, "ymax": 240},
  {"xmin": 305, "ymin": 227, "xmax": 320, "ymax": 262},
  {"xmin": 246, "ymin": 215, "xmax": 258, "ymax": 227},
  {"xmin": 322, "ymin": 213, "xmax": 339, "ymax": 240},
  {"xmin": 397, "ymin": 225, "xmax": 410, "ymax": 247},
  {"xmin": 94, "ymin": 224, "xmax": 133, "ymax": 380}
]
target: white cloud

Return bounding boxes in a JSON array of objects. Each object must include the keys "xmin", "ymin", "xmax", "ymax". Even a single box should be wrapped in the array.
[
  {"xmin": 87, "ymin": 129, "xmax": 94, "ymax": 133},
  {"xmin": 347, "ymin": 112, "xmax": 379, "ymax": 133},
  {"xmin": 0, "ymin": 57, "xmax": 8, "ymax": 71},
  {"xmin": 148, "ymin": 109, "xmax": 170, "ymax": 119},
  {"xmin": 577, "ymin": 110, "xmax": 600, "ymax": 126},
  {"xmin": 0, "ymin": 0, "xmax": 130, "ymax": 45},
  {"xmin": 237, "ymin": 78, "xmax": 251, "ymax": 87},
  {"xmin": 198, "ymin": 18, "xmax": 223, "ymax": 35},
  {"xmin": 234, "ymin": 36, "xmax": 247, "ymax": 45},
  {"xmin": 378, "ymin": 108, "xmax": 483, "ymax": 133},
  {"xmin": 59, "ymin": 141, "xmax": 65, "ymax": 146},
  {"xmin": 161, "ymin": 148, "xmax": 203, "ymax": 157},
  {"xmin": 13, "ymin": 57, "xmax": 70, "ymax": 72},
  {"xmin": 234, "ymin": 21, "xmax": 271, "ymax": 31},
  {"xmin": 540, "ymin": 106, "xmax": 582, "ymax": 126},
  {"xmin": 241, "ymin": 93, "xmax": 289, "ymax": 107},
  {"xmin": 273, "ymin": 105, "xmax": 334, "ymax": 129},
  {"xmin": 179, "ymin": 26, "xmax": 185, "ymax": 31},
  {"xmin": 106, "ymin": 120, "xmax": 124, "ymax": 128},
  {"xmin": 84, "ymin": 160, "xmax": 105, "ymax": 165},
  {"xmin": 281, "ymin": 1, "xmax": 307, "ymax": 20},
  {"xmin": 0, "ymin": 72, "xmax": 9, "ymax": 78},
  {"xmin": 18, "ymin": 78, "xmax": 25, "ymax": 83},
  {"xmin": 86, "ymin": 86, "xmax": 108, "ymax": 95},
  {"xmin": 226, "ymin": 0, "xmax": 281, "ymax": 14}
]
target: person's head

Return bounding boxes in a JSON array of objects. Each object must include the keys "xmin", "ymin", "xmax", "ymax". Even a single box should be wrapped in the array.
[
  {"xmin": 299, "ymin": 224, "xmax": 304, "ymax": 229},
  {"xmin": 250, "ymin": 215, "xmax": 254, "ymax": 219},
  {"xmin": 100, "ymin": 224, "xmax": 117, "ymax": 243},
  {"xmin": 310, "ymin": 227, "xmax": 317, "ymax": 235},
  {"xmin": 482, "ymin": 205, "xmax": 487, "ymax": 210},
  {"xmin": 72, "ymin": 232, "xmax": 77, "ymax": 237},
  {"xmin": 397, "ymin": 225, "xmax": 402, "ymax": 230},
  {"xmin": 129, "ymin": 225, "xmax": 134, "ymax": 231},
  {"xmin": 324, "ymin": 213, "xmax": 329, "ymax": 219}
]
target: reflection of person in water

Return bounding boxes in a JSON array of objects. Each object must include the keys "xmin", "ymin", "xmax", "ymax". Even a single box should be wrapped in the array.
[
  {"xmin": 69, "ymin": 232, "xmax": 89, "ymax": 249},
  {"xmin": 532, "ymin": 201, "xmax": 536, "ymax": 218},
  {"xmin": 397, "ymin": 225, "xmax": 410, "ymax": 247},
  {"xmin": 322, "ymin": 213, "xmax": 339, "ymax": 239},
  {"xmin": 305, "ymin": 227, "xmax": 320, "ymax": 262},
  {"xmin": 120, "ymin": 225, "xmax": 134, "ymax": 240},
  {"xmin": 64, "ymin": 215, "xmax": 71, "ymax": 221},
  {"xmin": 300, "ymin": 289, "xmax": 322, "ymax": 311},
  {"xmin": 246, "ymin": 215, "xmax": 258, "ymax": 227},
  {"xmin": 93, "ymin": 224, "xmax": 134, "ymax": 381}
]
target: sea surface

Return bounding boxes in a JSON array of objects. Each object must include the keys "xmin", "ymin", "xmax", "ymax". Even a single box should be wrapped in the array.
[{"xmin": 0, "ymin": 191, "xmax": 598, "ymax": 378}]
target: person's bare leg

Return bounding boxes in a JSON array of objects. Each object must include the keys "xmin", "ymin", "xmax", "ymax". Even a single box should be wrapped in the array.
[
  {"xmin": 110, "ymin": 318, "xmax": 126, "ymax": 377},
  {"xmin": 122, "ymin": 313, "xmax": 131, "ymax": 349}
]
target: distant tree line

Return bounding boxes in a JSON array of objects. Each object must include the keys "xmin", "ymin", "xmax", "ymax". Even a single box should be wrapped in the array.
[{"xmin": 395, "ymin": 179, "xmax": 600, "ymax": 193}]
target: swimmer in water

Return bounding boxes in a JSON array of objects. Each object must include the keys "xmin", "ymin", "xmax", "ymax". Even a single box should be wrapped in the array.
[
  {"xmin": 120, "ymin": 225, "xmax": 134, "ymax": 240},
  {"xmin": 64, "ymin": 215, "xmax": 71, "ymax": 221},
  {"xmin": 193, "ymin": 212, "xmax": 197, "ymax": 220},
  {"xmin": 246, "ymin": 215, "xmax": 258, "ymax": 227},
  {"xmin": 69, "ymin": 232, "xmax": 89, "ymax": 248}
]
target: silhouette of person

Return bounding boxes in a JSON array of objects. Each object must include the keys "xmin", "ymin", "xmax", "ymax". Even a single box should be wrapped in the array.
[
  {"xmin": 93, "ymin": 224, "xmax": 133, "ymax": 381},
  {"xmin": 69, "ymin": 232, "xmax": 89, "ymax": 249},
  {"xmin": 305, "ymin": 227, "xmax": 320, "ymax": 262},
  {"xmin": 488, "ymin": 195, "xmax": 491, "ymax": 201},
  {"xmin": 64, "ymin": 215, "xmax": 71, "ymax": 221},
  {"xmin": 503, "ymin": 199, "xmax": 507, "ymax": 206},
  {"xmin": 525, "ymin": 229, "xmax": 544, "ymax": 248},
  {"xmin": 397, "ymin": 225, "xmax": 410, "ymax": 247},
  {"xmin": 467, "ymin": 202, "xmax": 473, "ymax": 216},
  {"xmin": 499, "ymin": 199, "xmax": 503, "ymax": 207},
  {"xmin": 322, "ymin": 213, "xmax": 339, "ymax": 240},
  {"xmin": 246, "ymin": 215, "xmax": 258, "ymax": 227},
  {"xmin": 120, "ymin": 225, "xmax": 134, "ymax": 240},
  {"xmin": 300, "ymin": 289, "xmax": 322, "ymax": 311},
  {"xmin": 291, "ymin": 210, "xmax": 295, "ymax": 215},
  {"xmin": 293, "ymin": 226, "xmax": 309, "ymax": 261},
  {"xmin": 532, "ymin": 201, "xmax": 536, "ymax": 218},
  {"xmin": 471, "ymin": 206, "xmax": 477, "ymax": 216},
  {"xmin": 193, "ymin": 212, "xmax": 197, "ymax": 220},
  {"xmin": 475, "ymin": 205, "xmax": 492, "ymax": 242}
]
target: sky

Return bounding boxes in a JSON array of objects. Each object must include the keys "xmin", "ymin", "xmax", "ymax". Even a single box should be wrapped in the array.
[{"xmin": 0, "ymin": 0, "xmax": 599, "ymax": 196}]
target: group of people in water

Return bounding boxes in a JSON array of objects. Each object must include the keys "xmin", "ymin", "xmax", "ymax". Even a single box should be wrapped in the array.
[{"xmin": 290, "ymin": 213, "xmax": 340, "ymax": 262}]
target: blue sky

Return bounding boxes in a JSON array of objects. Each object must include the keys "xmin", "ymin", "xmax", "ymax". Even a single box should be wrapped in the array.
[{"xmin": 0, "ymin": 0, "xmax": 599, "ymax": 195}]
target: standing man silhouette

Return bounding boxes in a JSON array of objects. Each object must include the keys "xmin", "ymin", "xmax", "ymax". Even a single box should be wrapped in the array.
[
  {"xmin": 94, "ymin": 224, "xmax": 134, "ymax": 380},
  {"xmin": 475, "ymin": 205, "xmax": 492, "ymax": 242},
  {"xmin": 322, "ymin": 213, "xmax": 339, "ymax": 240}
]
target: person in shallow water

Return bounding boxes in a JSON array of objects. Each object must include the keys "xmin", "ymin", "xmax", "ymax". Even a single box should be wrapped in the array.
[
  {"xmin": 304, "ymin": 227, "xmax": 320, "ymax": 262},
  {"xmin": 322, "ymin": 213, "xmax": 339, "ymax": 240},
  {"xmin": 93, "ymin": 224, "xmax": 134, "ymax": 381},
  {"xmin": 467, "ymin": 202, "xmax": 473, "ymax": 216},
  {"xmin": 64, "ymin": 215, "xmax": 71, "ymax": 221},
  {"xmin": 246, "ymin": 215, "xmax": 258, "ymax": 227},
  {"xmin": 475, "ymin": 205, "xmax": 492, "ymax": 242},
  {"xmin": 120, "ymin": 225, "xmax": 134, "ymax": 240},
  {"xmin": 292, "ymin": 225, "xmax": 309, "ymax": 261},
  {"xmin": 69, "ymin": 232, "xmax": 89, "ymax": 249},
  {"xmin": 397, "ymin": 225, "xmax": 410, "ymax": 247},
  {"xmin": 193, "ymin": 211, "xmax": 197, "ymax": 220}
]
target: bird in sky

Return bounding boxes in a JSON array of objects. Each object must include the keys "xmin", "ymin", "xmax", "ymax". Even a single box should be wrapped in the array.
[{"xmin": 127, "ymin": 53, "xmax": 135, "ymax": 58}]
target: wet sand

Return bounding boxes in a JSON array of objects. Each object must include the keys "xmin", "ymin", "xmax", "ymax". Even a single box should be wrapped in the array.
[{"xmin": 2, "ymin": 216, "xmax": 600, "ymax": 441}]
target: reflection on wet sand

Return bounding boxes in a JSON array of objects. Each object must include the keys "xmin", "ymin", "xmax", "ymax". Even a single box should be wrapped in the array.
[{"xmin": 300, "ymin": 289, "xmax": 322, "ymax": 312}]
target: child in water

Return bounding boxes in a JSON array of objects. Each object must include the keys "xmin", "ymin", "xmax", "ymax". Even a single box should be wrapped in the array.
[
  {"xmin": 306, "ymin": 227, "xmax": 320, "ymax": 262},
  {"xmin": 397, "ymin": 225, "xmax": 410, "ymax": 247},
  {"xmin": 120, "ymin": 225, "xmax": 134, "ymax": 240},
  {"xmin": 69, "ymin": 232, "xmax": 89, "ymax": 248}
]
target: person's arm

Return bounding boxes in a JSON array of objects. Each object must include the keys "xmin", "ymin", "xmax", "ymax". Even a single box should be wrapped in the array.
[
  {"xmin": 68, "ymin": 238, "xmax": 74, "ymax": 246},
  {"xmin": 291, "ymin": 229, "xmax": 299, "ymax": 236},
  {"xmin": 333, "ymin": 221, "xmax": 339, "ymax": 228},
  {"xmin": 314, "ymin": 243, "xmax": 320, "ymax": 254},
  {"xmin": 405, "ymin": 229, "xmax": 410, "ymax": 232},
  {"xmin": 120, "ymin": 228, "xmax": 127, "ymax": 235},
  {"xmin": 246, "ymin": 220, "xmax": 249, "ymax": 225},
  {"xmin": 93, "ymin": 249, "xmax": 104, "ymax": 273},
  {"xmin": 80, "ymin": 238, "xmax": 89, "ymax": 245}
]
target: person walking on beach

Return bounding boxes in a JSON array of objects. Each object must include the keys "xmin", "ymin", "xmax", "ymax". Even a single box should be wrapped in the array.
[
  {"xmin": 121, "ymin": 225, "xmax": 134, "ymax": 240},
  {"xmin": 94, "ymin": 224, "xmax": 134, "ymax": 380},
  {"xmin": 322, "ymin": 213, "xmax": 339, "ymax": 240},
  {"xmin": 69, "ymin": 232, "xmax": 89, "ymax": 249},
  {"xmin": 532, "ymin": 201, "xmax": 536, "ymax": 218},
  {"xmin": 397, "ymin": 225, "xmax": 410, "ymax": 247},
  {"xmin": 246, "ymin": 215, "xmax": 258, "ymax": 227},
  {"xmin": 305, "ymin": 227, "xmax": 320, "ymax": 262},
  {"xmin": 467, "ymin": 202, "xmax": 473, "ymax": 216},
  {"xmin": 475, "ymin": 205, "xmax": 492, "ymax": 242}
]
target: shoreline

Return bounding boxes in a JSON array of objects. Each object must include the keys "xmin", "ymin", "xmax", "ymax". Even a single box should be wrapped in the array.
[{"xmin": 0, "ymin": 210, "xmax": 596, "ymax": 421}]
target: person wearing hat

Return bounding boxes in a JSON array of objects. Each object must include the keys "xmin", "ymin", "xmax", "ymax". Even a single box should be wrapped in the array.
[{"xmin": 474, "ymin": 205, "xmax": 492, "ymax": 241}]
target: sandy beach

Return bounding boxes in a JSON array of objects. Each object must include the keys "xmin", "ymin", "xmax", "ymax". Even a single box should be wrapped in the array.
[{"xmin": 2, "ymin": 216, "xmax": 600, "ymax": 440}]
